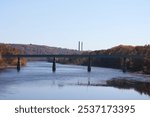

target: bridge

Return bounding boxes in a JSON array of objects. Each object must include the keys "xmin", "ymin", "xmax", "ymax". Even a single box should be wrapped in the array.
[{"xmin": 2, "ymin": 54, "xmax": 145, "ymax": 72}]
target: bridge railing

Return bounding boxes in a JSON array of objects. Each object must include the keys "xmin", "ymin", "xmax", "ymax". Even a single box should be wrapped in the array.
[{"xmin": 2, "ymin": 54, "xmax": 146, "ymax": 59}]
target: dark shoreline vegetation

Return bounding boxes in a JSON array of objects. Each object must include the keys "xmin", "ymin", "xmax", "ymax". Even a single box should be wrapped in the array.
[
  {"xmin": 75, "ymin": 78, "xmax": 150, "ymax": 96},
  {"xmin": 0, "ymin": 43, "xmax": 150, "ymax": 75}
]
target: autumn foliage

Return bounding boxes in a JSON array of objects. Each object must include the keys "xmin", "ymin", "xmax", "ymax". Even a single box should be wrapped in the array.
[
  {"xmin": 91, "ymin": 45, "xmax": 150, "ymax": 74},
  {"xmin": 0, "ymin": 44, "xmax": 26, "ymax": 68}
]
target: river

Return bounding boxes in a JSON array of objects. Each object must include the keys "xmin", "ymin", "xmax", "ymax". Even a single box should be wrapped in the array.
[{"xmin": 0, "ymin": 61, "xmax": 150, "ymax": 100}]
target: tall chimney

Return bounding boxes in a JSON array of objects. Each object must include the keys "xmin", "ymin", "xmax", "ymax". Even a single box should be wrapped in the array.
[
  {"xmin": 81, "ymin": 42, "xmax": 83, "ymax": 51},
  {"xmin": 78, "ymin": 41, "xmax": 80, "ymax": 51}
]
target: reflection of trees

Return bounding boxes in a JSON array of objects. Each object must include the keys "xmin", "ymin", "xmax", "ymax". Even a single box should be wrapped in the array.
[
  {"xmin": 107, "ymin": 78, "xmax": 150, "ymax": 96},
  {"xmin": 76, "ymin": 76, "xmax": 150, "ymax": 97}
]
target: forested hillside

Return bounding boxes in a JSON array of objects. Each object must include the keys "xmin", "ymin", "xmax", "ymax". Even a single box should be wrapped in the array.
[
  {"xmin": 8, "ymin": 44, "xmax": 80, "ymax": 55},
  {"xmin": 90, "ymin": 45, "xmax": 150, "ymax": 74}
]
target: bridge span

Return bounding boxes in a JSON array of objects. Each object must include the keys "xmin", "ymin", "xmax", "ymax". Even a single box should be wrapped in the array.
[{"xmin": 2, "ymin": 54, "xmax": 145, "ymax": 72}]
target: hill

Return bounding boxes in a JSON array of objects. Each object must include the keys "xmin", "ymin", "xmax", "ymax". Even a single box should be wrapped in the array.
[
  {"xmin": 91, "ymin": 45, "xmax": 150, "ymax": 56},
  {"xmin": 1, "ymin": 43, "xmax": 81, "ymax": 61},
  {"xmin": 92, "ymin": 45, "xmax": 150, "ymax": 74},
  {"xmin": 8, "ymin": 44, "xmax": 80, "ymax": 55}
]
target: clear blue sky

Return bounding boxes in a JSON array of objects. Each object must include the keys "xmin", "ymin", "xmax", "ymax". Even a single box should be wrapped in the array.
[{"xmin": 0, "ymin": 0, "xmax": 150, "ymax": 50}]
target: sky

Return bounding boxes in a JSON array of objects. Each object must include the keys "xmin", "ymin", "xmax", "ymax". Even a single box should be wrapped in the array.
[{"xmin": 0, "ymin": 0, "xmax": 150, "ymax": 50}]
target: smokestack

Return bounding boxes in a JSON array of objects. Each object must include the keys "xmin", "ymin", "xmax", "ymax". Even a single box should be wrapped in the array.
[
  {"xmin": 78, "ymin": 41, "xmax": 80, "ymax": 51},
  {"xmin": 81, "ymin": 42, "xmax": 83, "ymax": 51}
]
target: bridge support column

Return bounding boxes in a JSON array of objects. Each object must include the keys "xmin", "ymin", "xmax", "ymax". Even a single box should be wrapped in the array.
[
  {"xmin": 17, "ymin": 57, "xmax": 21, "ymax": 71},
  {"xmin": 87, "ymin": 56, "xmax": 91, "ymax": 72},
  {"xmin": 52, "ymin": 57, "xmax": 56, "ymax": 72},
  {"xmin": 122, "ymin": 57, "xmax": 127, "ymax": 73}
]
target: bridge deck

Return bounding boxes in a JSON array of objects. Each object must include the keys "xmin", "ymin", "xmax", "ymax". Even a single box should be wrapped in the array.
[{"xmin": 2, "ymin": 54, "xmax": 145, "ymax": 59}]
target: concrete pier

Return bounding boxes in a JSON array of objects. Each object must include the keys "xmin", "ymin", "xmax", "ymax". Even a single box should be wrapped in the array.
[
  {"xmin": 52, "ymin": 57, "xmax": 56, "ymax": 72},
  {"xmin": 17, "ymin": 57, "xmax": 21, "ymax": 71},
  {"xmin": 87, "ymin": 56, "xmax": 91, "ymax": 72}
]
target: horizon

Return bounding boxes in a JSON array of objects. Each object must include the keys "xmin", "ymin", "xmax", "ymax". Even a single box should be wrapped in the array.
[{"xmin": 0, "ymin": 0, "xmax": 150, "ymax": 50}]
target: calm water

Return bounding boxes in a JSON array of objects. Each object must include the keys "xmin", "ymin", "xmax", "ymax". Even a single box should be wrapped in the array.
[{"xmin": 0, "ymin": 61, "xmax": 150, "ymax": 100}]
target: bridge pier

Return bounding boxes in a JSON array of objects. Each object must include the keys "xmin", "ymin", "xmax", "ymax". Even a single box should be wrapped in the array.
[
  {"xmin": 52, "ymin": 57, "xmax": 56, "ymax": 72},
  {"xmin": 17, "ymin": 57, "xmax": 21, "ymax": 71},
  {"xmin": 87, "ymin": 56, "xmax": 91, "ymax": 72},
  {"xmin": 122, "ymin": 57, "xmax": 127, "ymax": 73}
]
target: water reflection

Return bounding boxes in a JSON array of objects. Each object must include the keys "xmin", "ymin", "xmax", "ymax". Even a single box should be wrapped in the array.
[
  {"xmin": 88, "ymin": 73, "xmax": 91, "ymax": 86},
  {"xmin": 76, "ymin": 75, "xmax": 150, "ymax": 97},
  {"xmin": 107, "ymin": 78, "xmax": 150, "ymax": 96}
]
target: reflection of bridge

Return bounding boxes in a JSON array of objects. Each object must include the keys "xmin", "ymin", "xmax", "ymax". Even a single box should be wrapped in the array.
[{"xmin": 2, "ymin": 54, "xmax": 144, "ymax": 72}]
